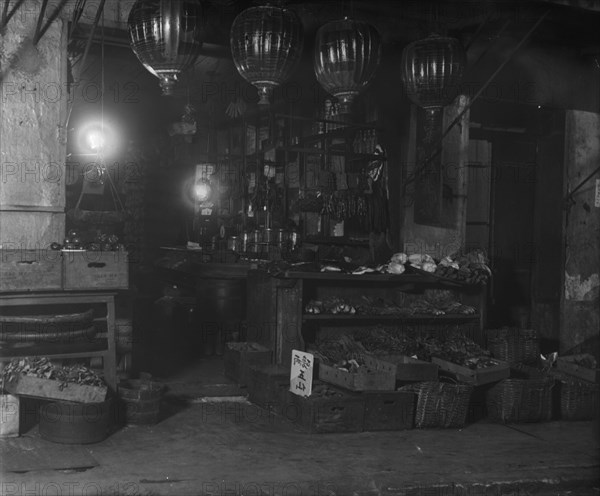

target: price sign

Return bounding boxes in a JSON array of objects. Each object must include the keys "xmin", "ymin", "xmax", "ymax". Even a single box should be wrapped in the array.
[{"xmin": 290, "ymin": 350, "xmax": 314, "ymax": 398}]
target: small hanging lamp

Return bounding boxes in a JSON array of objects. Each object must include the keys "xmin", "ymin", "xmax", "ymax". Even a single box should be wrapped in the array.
[
  {"xmin": 128, "ymin": 0, "xmax": 205, "ymax": 96},
  {"xmin": 230, "ymin": 4, "xmax": 304, "ymax": 105},
  {"xmin": 314, "ymin": 18, "xmax": 382, "ymax": 115},
  {"xmin": 400, "ymin": 34, "xmax": 466, "ymax": 117}
]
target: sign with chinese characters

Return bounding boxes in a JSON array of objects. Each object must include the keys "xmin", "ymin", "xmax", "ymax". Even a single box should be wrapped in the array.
[{"xmin": 290, "ymin": 350, "xmax": 314, "ymax": 398}]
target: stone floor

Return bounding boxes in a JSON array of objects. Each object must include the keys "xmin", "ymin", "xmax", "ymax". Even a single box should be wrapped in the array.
[{"xmin": 1, "ymin": 357, "xmax": 599, "ymax": 496}]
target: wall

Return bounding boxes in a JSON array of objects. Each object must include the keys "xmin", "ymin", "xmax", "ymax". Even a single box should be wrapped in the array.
[
  {"xmin": 561, "ymin": 110, "xmax": 600, "ymax": 355},
  {"xmin": 0, "ymin": 9, "xmax": 67, "ymax": 250}
]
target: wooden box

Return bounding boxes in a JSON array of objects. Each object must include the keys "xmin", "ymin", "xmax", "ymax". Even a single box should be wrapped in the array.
[
  {"xmin": 4, "ymin": 375, "xmax": 108, "ymax": 404},
  {"xmin": 62, "ymin": 250, "xmax": 129, "ymax": 290},
  {"xmin": 284, "ymin": 382, "xmax": 365, "ymax": 433},
  {"xmin": 376, "ymin": 354, "xmax": 439, "ymax": 383},
  {"xmin": 224, "ymin": 342, "xmax": 272, "ymax": 387},
  {"xmin": 362, "ymin": 390, "xmax": 416, "ymax": 431},
  {"xmin": 0, "ymin": 394, "xmax": 20, "ymax": 438},
  {"xmin": 556, "ymin": 354, "xmax": 599, "ymax": 383},
  {"xmin": 432, "ymin": 357, "xmax": 510, "ymax": 386},
  {"xmin": 247, "ymin": 365, "xmax": 289, "ymax": 411},
  {"xmin": 0, "ymin": 249, "xmax": 62, "ymax": 292},
  {"xmin": 317, "ymin": 355, "xmax": 396, "ymax": 391}
]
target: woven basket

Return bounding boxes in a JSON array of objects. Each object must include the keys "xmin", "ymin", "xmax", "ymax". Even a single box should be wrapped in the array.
[
  {"xmin": 486, "ymin": 327, "xmax": 539, "ymax": 365},
  {"xmin": 399, "ymin": 380, "xmax": 473, "ymax": 429},
  {"xmin": 486, "ymin": 365, "xmax": 554, "ymax": 423},
  {"xmin": 550, "ymin": 370, "xmax": 599, "ymax": 421}
]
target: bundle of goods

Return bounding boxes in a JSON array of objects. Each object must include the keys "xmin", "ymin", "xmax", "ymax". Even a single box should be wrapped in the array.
[
  {"xmin": 486, "ymin": 327, "xmax": 540, "ymax": 365},
  {"xmin": 486, "ymin": 364, "xmax": 555, "ymax": 423}
]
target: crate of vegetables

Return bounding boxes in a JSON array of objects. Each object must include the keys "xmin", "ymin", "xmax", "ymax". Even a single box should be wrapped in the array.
[
  {"xmin": 432, "ymin": 355, "xmax": 509, "ymax": 386},
  {"xmin": 376, "ymin": 354, "xmax": 439, "ymax": 383},
  {"xmin": 1, "ymin": 357, "xmax": 107, "ymax": 404},
  {"xmin": 362, "ymin": 390, "xmax": 416, "ymax": 431},
  {"xmin": 224, "ymin": 342, "xmax": 272, "ymax": 387},
  {"xmin": 317, "ymin": 355, "xmax": 396, "ymax": 392},
  {"xmin": 556, "ymin": 354, "xmax": 599, "ymax": 383},
  {"xmin": 283, "ymin": 381, "xmax": 365, "ymax": 433}
]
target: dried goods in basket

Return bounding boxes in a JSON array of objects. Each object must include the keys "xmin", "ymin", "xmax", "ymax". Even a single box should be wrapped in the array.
[
  {"xmin": 486, "ymin": 364, "xmax": 554, "ymax": 423},
  {"xmin": 486, "ymin": 327, "xmax": 540, "ymax": 365},
  {"xmin": 398, "ymin": 379, "xmax": 473, "ymax": 429}
]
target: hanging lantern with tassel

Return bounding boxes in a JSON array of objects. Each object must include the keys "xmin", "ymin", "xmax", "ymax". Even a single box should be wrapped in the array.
[
  {"xmin": 128, "ymin": 0, "xmax": 205, "ymax": 96},
  {"xmin": 314, "ymin": 18, "xmax": 382, "ymax": 115},
  {"xmin": 400, "ymin": 34, "xmax": 466, "ymax": 119},
  {"xmin": 230, "ymin": 4, "xmax": 304, "ymax": 105}
]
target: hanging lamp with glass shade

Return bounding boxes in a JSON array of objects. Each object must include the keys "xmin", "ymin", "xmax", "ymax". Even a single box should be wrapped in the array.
[
  {"xmin": 400, "ymin": 34, "xmax": 466, "ymax": 120},
  {"xmin": 314, "ymin": 18, "xmax": 382, "ymax": 115},
  {"xmin": 128, "ymin": 0, "xmax": 205, "ymax": 96},
  {"xmin": 230, "ymin": 4, "xmax": 304, "ymax": 105}
]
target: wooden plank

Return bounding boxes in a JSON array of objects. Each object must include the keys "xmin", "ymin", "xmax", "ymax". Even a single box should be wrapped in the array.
[
  {"xmin": 4, "ymin": 375, "xmax": 107, "ymax": 403},
  {"xmin": 276, "ymin": 279, "xmax": 303, "ymax": 367}
]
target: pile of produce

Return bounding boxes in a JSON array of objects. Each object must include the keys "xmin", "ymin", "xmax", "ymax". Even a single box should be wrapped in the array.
[
  {"xmin": 305, "ymin": 297, "xmax": 356, "ymax": 315},
  {"xmin": 353, "ymin": 327, "xmax": 432, "ymax": 359},
  {"xmin": 1, "ymin": 357, "xmax": 105, "ymax": 391},
  {"xmin": 382, "ymin": 249, "xmax": 492, "ymax": 285},
  {"xmin": 312, "ymin": 335, "xmax": 369, "ymax": 372}
]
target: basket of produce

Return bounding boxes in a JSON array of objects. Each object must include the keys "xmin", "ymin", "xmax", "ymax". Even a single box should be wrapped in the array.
[
  {"xmin": 398, "ymin": 379, "xmax": 473, "ymax": 429},
  {"xmin": 486, "ymin": 364, "xmax": 554, "ymax": 423},
  {"xmin": 432, "ymin": 355, "xmax": 509, "ymax": 386},
  {"xmin": 549, "ymin": 369, "xmax": 599, "ymax": 421},
  {"xmin": 486, "ymin": 327, "xmax": 540, "ymax": 365}
]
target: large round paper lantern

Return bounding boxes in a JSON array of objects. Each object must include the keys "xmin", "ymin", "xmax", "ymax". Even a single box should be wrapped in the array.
[
  {"xmin": 128, "ymin": 0, "xmax": 205, "ymax": 96},
  {"xmin": 314, "ymin": 18, "xmax": 381, "ymax": 114},
  {"xmin": 401, "ymin": 34, "xmax": 466, "ymax": 115},
  {"xmin": 230, "ymin": 5, "xmax": 304, "ymax": 105}
]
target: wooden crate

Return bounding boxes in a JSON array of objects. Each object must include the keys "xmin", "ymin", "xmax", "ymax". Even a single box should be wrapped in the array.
[
  {"xmin": 223, "ymin": 342, "xmax": 272, "ymax": 387},
  {"xmin": 0, "ymin": 211, "xmax": 65, "ymax": 250},
  {"xmin": 376, "ymin": 354, "xmax": 439, "ymax": 383},
  {"xmin": 4, "ymin": 375, "xmax": 107, "ymax": 404},
  {"xmin": 0, "ymin": 249, "xmax": 62, "ymax": 292},
  {"xmin": 247, "ymin": 365, "xmax": 289, "ymax": 410},
  {"xmin": 556, "ymin": 354, "xmax": 599, "ymax": 383},
  {"xmin": 63, "ymin": 250, "xmax": 129, "ymax": 290},
  {"xmin": 362, "ymin": 390, "xmax": 415, "ymax": 431},
  {"xmin": 432, "ymin": 357, "xmax": 509, "ymax": 386},
  {"xmin": 283, "ymin": 382, "xmax": 365, "ymax": 433},
  {"xmin": 317, "ymin": 355, "xmax": 396, "ymax": 391}
]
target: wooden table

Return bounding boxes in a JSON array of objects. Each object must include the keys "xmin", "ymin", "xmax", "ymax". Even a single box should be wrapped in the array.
[{"xmin": 0, "ymin": 291, "xmax": 117, "ymax": 391}]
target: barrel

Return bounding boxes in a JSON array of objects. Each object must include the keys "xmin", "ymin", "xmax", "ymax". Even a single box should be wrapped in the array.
[
  {"xmin": 117, "ymin": 379, "xmax": 163, "ymax": 425},
  {"xmin": 39, "ymin": 399, "xmax": 112, "ymax": 444}
]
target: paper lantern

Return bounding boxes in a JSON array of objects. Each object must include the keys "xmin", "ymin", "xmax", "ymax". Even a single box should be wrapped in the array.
[
  {"xmin": 128, "ymin": 0, "xmax": 205, "ymax": 96},
  {"xmin": 314, "ymin": 18, "xmax": 381, "ymax": 114},
  {"xmin": 230, "ymin": 5, "xmax": 304, "ymax": 105}
]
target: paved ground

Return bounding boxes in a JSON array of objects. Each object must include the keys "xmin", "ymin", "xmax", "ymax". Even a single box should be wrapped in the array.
[{"xmin": 1, "ymin": 358, "xmax": 598, "ymax": 496}]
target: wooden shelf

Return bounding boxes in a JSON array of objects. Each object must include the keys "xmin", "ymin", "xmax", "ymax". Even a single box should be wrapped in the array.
[{"xmin": 302, "ymin": 313, "xmax": 480, "ymax": 323}]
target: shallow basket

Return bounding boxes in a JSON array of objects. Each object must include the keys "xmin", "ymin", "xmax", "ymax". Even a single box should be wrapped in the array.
[
  {"xmin": 486, "ymin": 365, "xmax": 554, "ymax": 423},
  {"xmin": 399, "ymin": 380, "xmax": 473, "ymax": 429},
  {"xmin": 549, "ymin": 369, "xmax": 600, "ymax": 421},
  {"xmin": 486, "ymin": 327, "xmax": 540, "ymax": 365}
]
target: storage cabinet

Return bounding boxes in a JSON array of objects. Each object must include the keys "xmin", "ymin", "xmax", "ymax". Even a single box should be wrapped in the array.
[
  {"xmin": 0, "ymin": 292, "xmax": 118, "ymax": 391},
  {"xmin": 246, "ymin": 269, "xmax": 486, "ymax": 367}
]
